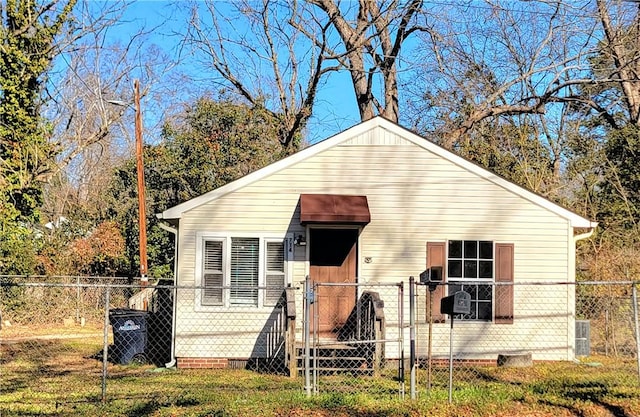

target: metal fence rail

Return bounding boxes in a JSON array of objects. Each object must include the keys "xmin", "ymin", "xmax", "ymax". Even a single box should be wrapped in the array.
[{"xmin": 0, "ymin": 276, "xmax": 638, "ymax": 408}]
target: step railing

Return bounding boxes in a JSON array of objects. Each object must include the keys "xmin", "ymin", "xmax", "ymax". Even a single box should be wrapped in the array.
[
  {"xmin": 264, "ymin": 286, "xmax": 297, "ymax": 376},
  {"xmin": 337, "ymin": 291, "xmax": 386, "ymax": 374},
  {"xmin": 284, "ymin": 286, "xmax": 297, "ymax": 377}
]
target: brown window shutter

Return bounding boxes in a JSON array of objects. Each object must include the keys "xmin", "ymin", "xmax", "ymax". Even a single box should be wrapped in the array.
[
  {"xmin": 427, "ymin": 242, "xmax": 446, "ymax": 323},
  {"xmin": 495, "ymin": 243, "xmax": 514, "ymax": 324}
]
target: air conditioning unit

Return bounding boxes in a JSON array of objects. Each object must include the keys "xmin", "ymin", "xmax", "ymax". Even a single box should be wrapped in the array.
[{"xmin": 575, "ymin": 320, "xmax": 590, "ymax": 356}]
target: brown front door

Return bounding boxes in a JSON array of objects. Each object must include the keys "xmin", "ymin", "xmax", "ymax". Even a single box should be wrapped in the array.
[{"xmin": 309, "ymin": 228, "xmax": 358, "ymax": 337}]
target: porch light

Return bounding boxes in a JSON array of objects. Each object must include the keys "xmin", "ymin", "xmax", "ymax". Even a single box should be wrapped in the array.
[{"xmin": 294, "ymin": 234, "xmax": 307, "ymax": 246}]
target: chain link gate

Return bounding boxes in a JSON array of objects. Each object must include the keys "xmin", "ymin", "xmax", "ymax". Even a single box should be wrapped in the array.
[{"xmin": 303, "ymin": 277, "xmax": 406, "ymax": 398}]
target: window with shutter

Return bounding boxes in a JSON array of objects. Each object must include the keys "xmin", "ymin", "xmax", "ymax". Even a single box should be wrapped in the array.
[
  {"xmin": 197, "ymin": 234, "xmax": 289, "ymax": 308},
  {"xmin": 203, "ymin": 240, "xmax": 224, "ymax": 305},
  {"xmin": 442, "ymin": 240, "xmax": 515, "ymax": 323},
  {"xmin": 264, "ymin": 241, "xmax": 285, "ymax": 306},
  {"xmin": 230, "ymin": 237, "xmax": 259, "ymax": 306}
]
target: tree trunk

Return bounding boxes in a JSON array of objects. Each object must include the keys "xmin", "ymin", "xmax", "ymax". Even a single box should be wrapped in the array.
[{"xmin": 597, "ymin": 0, "xmax": 640, "ymax": 126}]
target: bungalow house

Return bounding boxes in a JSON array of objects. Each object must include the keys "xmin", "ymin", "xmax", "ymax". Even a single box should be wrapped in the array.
[{"xmin": 157, "ymin": 116, "xmax": 596, "ymax": 371}]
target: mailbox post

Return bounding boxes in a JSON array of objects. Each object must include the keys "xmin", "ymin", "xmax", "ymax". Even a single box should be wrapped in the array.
[
  {"xmin": 419, "ymin": 267, "xmax": 443, "ymax": 391},
  {"xmin": 440, "ymin": 290, "xmax": 471, "ymax": 403}
]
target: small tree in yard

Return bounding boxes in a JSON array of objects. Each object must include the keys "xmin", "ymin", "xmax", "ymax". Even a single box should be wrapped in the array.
[{"xmin": 37, "ymin": 221, "xmax": 127, "ymax": 276}]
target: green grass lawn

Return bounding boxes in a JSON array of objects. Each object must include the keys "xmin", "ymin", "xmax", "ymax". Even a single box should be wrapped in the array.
[{"xmin": 1, "ymin": 335, "xmax": 639, "ymax": 416}]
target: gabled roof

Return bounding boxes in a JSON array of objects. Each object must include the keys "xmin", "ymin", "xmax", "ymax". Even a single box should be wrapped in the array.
[{"xmin": 158, "ymin": 116, "xmax": 597, "ymax": 229}]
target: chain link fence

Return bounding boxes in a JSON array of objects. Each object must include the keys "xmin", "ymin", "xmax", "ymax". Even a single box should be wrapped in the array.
[
  {"xmin": 410, "ymin": 279, "xmax": 640, "ymax": 400},
  {"xmin": 1, "ymin": 276, "xmax": 638, "ymax": 407}
]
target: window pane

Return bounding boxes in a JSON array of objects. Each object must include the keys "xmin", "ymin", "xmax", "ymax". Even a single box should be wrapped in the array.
[
  {"xmin": 448, "ymin": 240, "xmax": 462, "ymax": 258},
  {"xmin": 479, "ymin": 241, "xmax": 493, "ymax": 259},
  {"xmin": 265, "ymin": 274, "xmax": 285, "ymax": 306},
  {"xmin": 464, "ymin": 260, "xmax": 477, "ymax": 278},
  {"xmin": 466, "ymin": 301, "xmax": 478, "ymax": 320},
  {"xmin": 203, "ymin": 273, "xmax": 223, "ymax": 305},
  {"xmin": 477, "ymin": 301, "xmax": 492, "ymax": 320},
  {"xmin": 265, "ymin": 241, "xmax": 285, "ymax": 306},
  {"xmin": 478, "ymin": 284, "xmax": 492, "ymax": 301},
  {"xmin": 479, "ymin": 261, "xmax": 493, "ymax": 278},
  {"xmin": 463, "ymin": 284, "xmax": 478, "ymax": 298},
  {"xmin": 448, "ymin": 260, "xmax": 462, "ymax": 278},
  {"xmin": 230, "ymin": 238, "xmax": 259, "ymax": 305},
  {"xmin": 266, "ymin": 242, "xmax": 284, "ymax": 272},
  {"xmin": 449, "ymin": 283, "xmax": 462, "ymax": 294},
  {"xmin": 204, "ymin": 241, "xmax": 223, "ymax": 272},
  {"xmin": 464, "ymin": 240, "xmax": 477, "ymax": 258}
]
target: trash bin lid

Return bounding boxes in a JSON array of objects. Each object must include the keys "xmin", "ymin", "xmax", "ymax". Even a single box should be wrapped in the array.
[{"xmin": 109, "ymin": 308, "xmax": 149, "ymax": 318}]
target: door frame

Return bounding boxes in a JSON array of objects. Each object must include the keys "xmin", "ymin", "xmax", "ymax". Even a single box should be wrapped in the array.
[
  {"xmin": 304, "ymin": 224, "xmax": 363, "ymax": 283},
  {"xmin": 304, "ymin": 224, "xmax": 363, "ymax": 336}
]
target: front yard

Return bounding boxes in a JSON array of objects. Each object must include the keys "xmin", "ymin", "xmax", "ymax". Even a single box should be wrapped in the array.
[{"xmin": 0, "ymin": 328, "xmax": 639, "ymax": 416}]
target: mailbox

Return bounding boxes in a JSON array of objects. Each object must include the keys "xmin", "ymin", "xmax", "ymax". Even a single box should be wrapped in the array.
[
  {"xmin": 419, "ymin": 266, "xmax": 443, "ymax": 284},
  {"xmin": 440, "ymin": 290, "xmax": 471, "ymax": 315}
]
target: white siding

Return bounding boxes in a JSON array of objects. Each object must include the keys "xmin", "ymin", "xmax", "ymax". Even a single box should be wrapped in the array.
[{"xmin": 174, "ymin": 127, "xmax": 576, "ymax": 361}]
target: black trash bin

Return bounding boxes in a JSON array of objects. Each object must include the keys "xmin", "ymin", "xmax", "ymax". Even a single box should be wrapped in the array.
[{"xmin": 109, "ymin": 308, "xmax": 149, "ymax": 364}]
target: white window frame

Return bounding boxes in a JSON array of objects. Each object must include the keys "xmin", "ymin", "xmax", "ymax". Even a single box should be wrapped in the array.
[
  {"xmin": 195, "ymin": 232, "xmax": 292, "ymax": 311},
  {"xmin": 446, "ymin": 239, "xmax": 494, "ymax": 321}
]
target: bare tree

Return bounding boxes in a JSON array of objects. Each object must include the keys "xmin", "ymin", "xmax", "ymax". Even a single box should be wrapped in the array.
[
  {"xmin": 42, "ymin": 0, "xmax": 177, "ymax": 224},
  {"xmin": 182, "ymin": 0, "xmax": 325, "ymax": 148},
  {"xmin": 591, "ymin": 0, "xmax": 640, "ymax": 128},
  {"xmin": 406, "ymin": 1, "xmax": 604, "ymax": 148},
  {"xmin": 180, "ymin": 0, "xmax": 424, "ymax": 147},
  {"xmin": 305, "ymin": 0, "xmax": 423, "ymax": 122},
  {"xmin": 406, "ymin": 0, "xmax": 640, "ymax": 145},
  {"xmin": 557, "ymin": 0, "xmax": 640, "ymax": 228}
]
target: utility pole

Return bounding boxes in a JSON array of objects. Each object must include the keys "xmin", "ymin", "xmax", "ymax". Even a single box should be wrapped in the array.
[{"xmin": 134, "ymin": 79, "xmax": 148, "ymax": 284}]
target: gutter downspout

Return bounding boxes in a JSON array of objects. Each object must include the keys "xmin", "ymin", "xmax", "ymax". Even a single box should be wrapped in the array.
[
  {"xmin": 158, "ymin": 221, "xmax": 178, "ymax": 368},
  {"xmin": 571, "ymin": 225, "xmax": 596, "ymax": 360},
  {"xmin": 573, "ymin": 229, "xmax": 596, "ymax": 243}
]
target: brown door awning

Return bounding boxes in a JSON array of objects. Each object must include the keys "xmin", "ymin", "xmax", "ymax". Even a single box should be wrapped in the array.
[{"xmin": 300, "ymin": 194, "xmax": 371, "ymax": 225}]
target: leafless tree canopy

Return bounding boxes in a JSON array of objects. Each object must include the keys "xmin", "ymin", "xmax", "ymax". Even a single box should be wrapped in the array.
[
  {"xmin": 594, "ymin": 0, "xmax": 640, "ymax": 128},
  {"xmin": 43, "ymin": 0, "xmax": 177, "ymax": 223},
  {"xmin": 406, "ymin": 0, "xmax": 639, "ymax": 146},
  {"xmin": 180, "ymin": 0, "xmax": 426, "ymax": 147}
]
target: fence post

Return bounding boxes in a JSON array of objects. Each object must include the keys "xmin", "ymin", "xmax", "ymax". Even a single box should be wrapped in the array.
[
  {"xmin": 304, "ymin": 276, "xmax": 311, "ymax": 397},
  {"xmin": 409, "ymin": 276, "xmax": 416, "ymax": 400},
  {"xmin": 448, "ymin": 313, "xmax": 454, "ymax": 404},
  {"xmin": 76, "ymin": 276, "xmax": 80, "ymax": 324},
  {"xmin": 398, "ymin": 281, "xmax": 405, "ymax": 399},
  {"xmin": 101, "ymin": 285, "xmax": 110, "ymax": 402},
  {"xmin": 632, "ymin": 282, "xmax": 640, "ymax": 383},
  {"xmin": 427, "ymin": 288, "xmax": 434, "ymax": 391}
]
